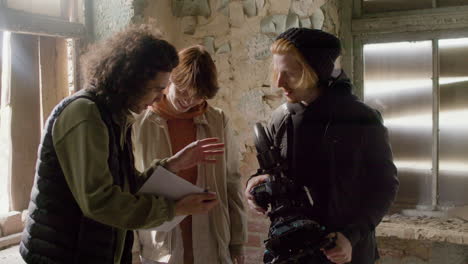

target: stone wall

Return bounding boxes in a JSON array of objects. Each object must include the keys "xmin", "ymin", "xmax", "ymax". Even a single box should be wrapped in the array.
[
  {"xmin": 88, "ymin": 0, "xmax": 137, "ymax": 41},
  {"xmin": 135, "ymin": 1, "xmax": 342, "ymax": 261},
  {"xmin": 136, "ymin": 0, "xmax": 342, "ymax": 184}
]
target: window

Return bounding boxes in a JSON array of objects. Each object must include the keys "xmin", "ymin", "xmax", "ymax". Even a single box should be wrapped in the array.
[
  {"xmin": 0, "ymin": 1, "xmax": 86, "ymax": 217},
  {"xmin": 352, "ymin": 0, "xmax": 468, "ymax": 211},
  {"xmin": 5, "ymin": 0, "xmax": 85, "ymax": 23},
  {"xmin": 362, "ymin": 0, "xmax": 468, "ymax": 13}
]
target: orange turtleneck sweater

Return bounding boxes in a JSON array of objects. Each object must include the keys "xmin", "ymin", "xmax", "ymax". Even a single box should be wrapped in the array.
[{"xmin": 151, "ymin": 95, "xmax": 207, "ymax": 264}]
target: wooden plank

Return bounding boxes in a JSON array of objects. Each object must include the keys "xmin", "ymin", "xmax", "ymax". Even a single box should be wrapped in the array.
[
  {"xmin": 39, "ymin": 36, "xmax": 69, "ymax": 127},
  {"xmin": 0, "ymin": 7, "xmax": 85, "ymax": 38},
  {"xmin": 340, "ymin": 0, "xmax": 354, "ymax": 78},
  {"xmin": 9, "ymin": 33, "xmax": 41, "ymax": 211}
]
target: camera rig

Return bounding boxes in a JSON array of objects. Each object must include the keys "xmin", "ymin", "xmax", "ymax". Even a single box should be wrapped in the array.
[{"xmin": 250, "ymin": 123, "xmax": 336, "ymax": 264}]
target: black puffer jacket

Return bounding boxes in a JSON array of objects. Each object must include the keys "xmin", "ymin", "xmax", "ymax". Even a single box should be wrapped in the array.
[
  {"xmin": 20, "ymin": 90, "xmax": 135, "ymax": 264},
  {"xmin": 267, "ymin": 73, "xmax": 399, "ymax": 263}
]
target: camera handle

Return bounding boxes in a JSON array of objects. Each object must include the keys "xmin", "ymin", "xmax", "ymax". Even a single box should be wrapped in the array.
[{"xmin": 303, "ymin": 186, "xmax": 314, "ymax": 207}]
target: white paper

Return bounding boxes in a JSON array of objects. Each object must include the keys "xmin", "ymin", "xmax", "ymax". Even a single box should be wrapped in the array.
[{"xmin": 138, "ymin": 166, "xmax": 205, "ymax": 232}]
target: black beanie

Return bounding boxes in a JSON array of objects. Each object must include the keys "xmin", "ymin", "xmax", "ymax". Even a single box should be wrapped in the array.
[{"xmin": 276, "ymin": 28, "xmax": 341, "ymax": 85}]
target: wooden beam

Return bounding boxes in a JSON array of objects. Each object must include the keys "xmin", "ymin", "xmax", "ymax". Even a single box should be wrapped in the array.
[
  {"xmin": 9, "ymin": 33, "xmax": 41, "ymax": 211},
  {"xmin": 353, "ymin": 0, "xmax": 362, "ymax": 18},
  {"xmin": 0, "ymin": 7, "xmax": 85, "ymax": 38},
  {"xmin": 352, "ymin": 8, "xmax": 468, "ymax": 36},
  {"xmin": 39, "ymin": 36, "xmax": 69, "ymax": 127},
  {"xmin": 341, "ymin": 0, "xmax": 354, "ymax": 79}
]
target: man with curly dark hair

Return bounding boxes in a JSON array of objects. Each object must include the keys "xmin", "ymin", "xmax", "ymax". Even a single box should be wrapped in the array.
[{"xmin": 19, "ymin": 25, "xmax": 223, "ymax": 264}]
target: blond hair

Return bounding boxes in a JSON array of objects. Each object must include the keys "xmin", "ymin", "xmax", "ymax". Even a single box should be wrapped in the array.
[{"xmin": 270, "ymin": 38, "xmax": 319, "ymax": 91}]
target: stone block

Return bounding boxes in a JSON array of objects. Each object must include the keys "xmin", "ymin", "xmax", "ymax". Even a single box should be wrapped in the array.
[
  {"xmin": 260, "ymin": 14, "xmax": 299, "ymax": 36},
  {"xmin": 311, "ymin": 8, "xmax": 324, "ymax": 29},
  {"xmin": 290, "ymin": 0, "xmax": 326, "ymax": 17},
  {"xmin": 256, "ymin": 0, "xmax": 267, "ymax": 16},
  {"xmin": 256, "ymin": 0, "xmax": 265, "ymax": 10},
  {"xmin": 203, "ymin": 36, "xmax": 216, "ymax": 55},
  {"xmin": 0, "ymin": 211, "xmax": 23, "ymax": 236},
  {"xmin": 216, "ymin": 43, "xmax": 231, "ymax": 54},
  {"xmin": 260, "ymin": 15, "xmax": 286, "ymax": 35},
  {"xmin": 229, "ymin": 1, "xmax": 245, "ymax": 28},
  {"xmin": 172, "ymin": 0, "xmax": 211, "ymax": 17},
  {"xmin": 286, "ymin": 14, "xmax": 300, "ymax": 29},
  {"xmin": 195, "ymin": 13, "xmax": 230, "ymax": 38},
  {"xmin": 0, "ymin": 233, "xmax": 22, "ymax": 249},
  {"xmin": 181, "ymin": 16, "xmax": 197, "ymax": 35},
  {"xmin": 243, "ymin": 0, "xmax": 257, "ymax": 17},
  {"xmin": 247, "ymin": 34, "xmax": 274, "ymax": 60},
  {"xmin": 300, "ymin": 17, "xmax": 312, "ymax": 28},
  {"xmin": 217, "ymin": 0, "xmax": 230, "ymax": 16},
  {"xmin": 269, "ymin": 0, "xmax": 291, "ymax": 14}
]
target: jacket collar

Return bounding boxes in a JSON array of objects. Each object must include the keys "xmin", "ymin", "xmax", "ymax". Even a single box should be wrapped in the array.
[{"xmin": 146, "ymin": 109, "xmax": 209, "ymax": 126}]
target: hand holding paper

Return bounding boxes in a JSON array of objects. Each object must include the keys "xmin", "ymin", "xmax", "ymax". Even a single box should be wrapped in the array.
[
  {"xmin": 138, "ymin": 166, "xmax": 218, "ymax": 231},
  {"xmin": 174, "ymin": 192, "xmax": 218, "ymax": 216}
]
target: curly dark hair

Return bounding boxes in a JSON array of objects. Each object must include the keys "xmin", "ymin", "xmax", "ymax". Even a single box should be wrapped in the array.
[{"xmin": 81, "ymin": 25, "xmax": 179, "ymax": 113}]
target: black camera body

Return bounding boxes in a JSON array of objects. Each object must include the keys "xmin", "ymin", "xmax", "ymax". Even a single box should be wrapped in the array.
[{"xmin": 250, "ymin": 123, "xmax": 336, "ymax": 264}]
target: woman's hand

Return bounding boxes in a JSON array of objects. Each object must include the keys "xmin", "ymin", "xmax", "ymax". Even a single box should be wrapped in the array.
[
  {"xmin": 174, "ymin": 192, "xmax": 218, "ymax": 216},
  {"xmin": 244, "ymin": 174, "xmax": 270, "ymax": 214},
  {"xmin": 166, "ymin": 138, "xmax": 224, "ymax": 173}
]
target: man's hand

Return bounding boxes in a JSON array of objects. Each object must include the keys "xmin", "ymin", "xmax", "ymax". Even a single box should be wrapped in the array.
[
  {"xmin": 166, "ymin": 138, "xmax": 224, "ymax": 173},
  {"xmin": 322, "ymin": 232, "xmax": 352, "ymax": 264},
  {"xmin": 244, "ymin": 174, "xmax": 269, "ymax": 214},
  {"xmin": 231, "ymin": 254, "xmax": 244, "ymax": 264},
  {"xmin": 174, "ymin": 193, "xmax": 218, "ymax": 216}
]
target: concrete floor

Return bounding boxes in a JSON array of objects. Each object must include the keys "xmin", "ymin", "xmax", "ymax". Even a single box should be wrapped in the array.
[{"xmin": 0, "ymin": 246, "xmax": 25, "ymax": 264}]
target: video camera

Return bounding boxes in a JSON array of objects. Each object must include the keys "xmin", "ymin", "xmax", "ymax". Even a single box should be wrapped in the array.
[{"xmin": 250, "ymin": 123, "xmax": 336, "ymax": 264}]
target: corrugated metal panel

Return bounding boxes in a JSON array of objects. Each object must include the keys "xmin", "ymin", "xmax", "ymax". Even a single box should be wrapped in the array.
[
  {"xmin": 438, "ymin": 38, "xmax": 468, "ymax": 207},
  {"xmin": 364, "ymin": 41, "xmax": 433, "ymax": 207}
]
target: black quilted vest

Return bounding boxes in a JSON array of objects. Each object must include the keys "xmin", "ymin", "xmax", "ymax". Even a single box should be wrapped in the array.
[{"xmin": 20, "ymin": 90, "xmax": 137, "ymax": 264}]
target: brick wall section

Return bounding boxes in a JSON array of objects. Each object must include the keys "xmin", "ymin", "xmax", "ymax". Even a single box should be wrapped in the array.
[{"xmin": 245, "ymin": 210, "xmax": 269, "ymax": 264}]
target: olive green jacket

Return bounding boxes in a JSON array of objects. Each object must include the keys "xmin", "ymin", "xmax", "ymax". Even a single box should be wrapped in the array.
[{"xmin": 53, "ymin": 98, "xmax": 175, "ymax": 263}]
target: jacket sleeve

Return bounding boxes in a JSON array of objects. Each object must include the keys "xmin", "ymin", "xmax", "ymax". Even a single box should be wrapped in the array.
[
  {"xmin": 223, "ymin": 113, "xmax": 248, "ymax": 256},
  {"xmin": 53, "ymin": 102, "xmax": 175, "ymax": 230},
  {"xmin": 341, "ymin": 110, "xmax": 399, "ymax": 246},
  {"xmin": 134, "ymin": 158, "xmax": 169, "ymax": 190}
]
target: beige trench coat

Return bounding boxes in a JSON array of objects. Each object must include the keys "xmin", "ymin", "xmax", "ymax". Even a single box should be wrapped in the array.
[{"xmin": 132, "ymin": 106, "xmax": 247, "ymax": 264}]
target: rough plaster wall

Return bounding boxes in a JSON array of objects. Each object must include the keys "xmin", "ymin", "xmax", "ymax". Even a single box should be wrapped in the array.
[
  {"xmin": 90, "ymin": 0, "xmax": 136, "ymax": 41},
  {"xmin": 138, "ymin": 0, "xmax": 342, "ymax": 180}
]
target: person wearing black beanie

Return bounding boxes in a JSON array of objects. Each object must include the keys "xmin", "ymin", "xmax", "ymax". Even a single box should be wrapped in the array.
[
  {"xmin": 276, "ymin": 27, "xmax": 342, "ymax": 87},
  {"xmin": 245, "ymin": 28, "xmax": 398, "ymax": 264}
]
